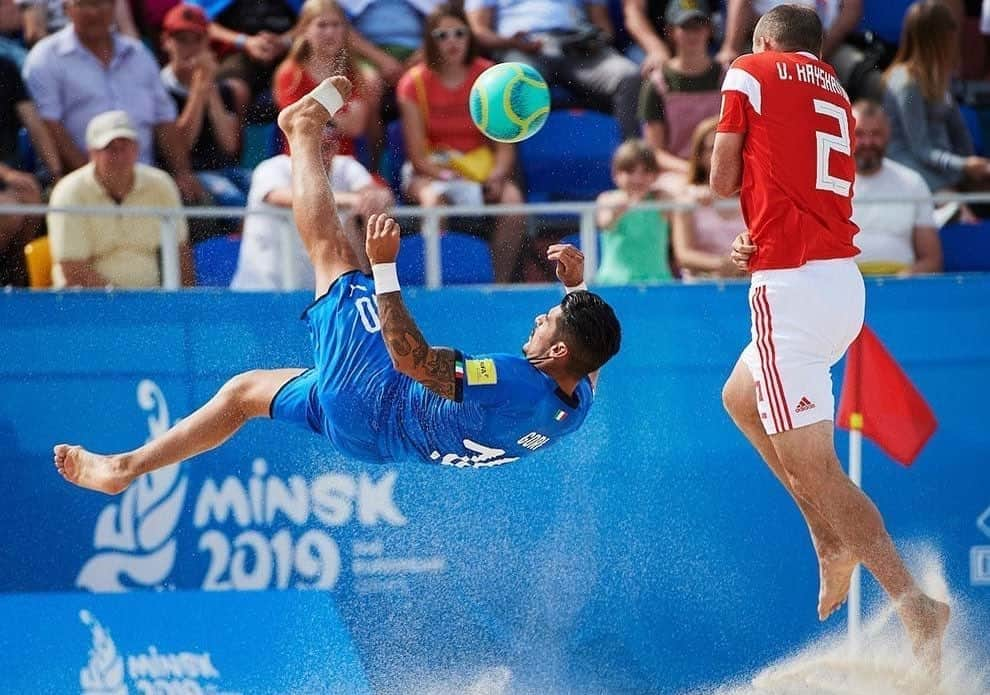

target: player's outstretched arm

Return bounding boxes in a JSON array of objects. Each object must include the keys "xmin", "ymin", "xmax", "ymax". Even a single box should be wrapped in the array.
[
  {"xmin": 546, "ymin": 243, "xmax": 603, "ymax": 392},
  {"xmin": 365, "ymin": 213, "xmax": 458, "ymax": 400}
]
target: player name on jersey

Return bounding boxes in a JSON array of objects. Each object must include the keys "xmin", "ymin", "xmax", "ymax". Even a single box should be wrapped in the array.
[{"xmin": 775, "ymin": 60, "xmax": 845, "ymax": 97}]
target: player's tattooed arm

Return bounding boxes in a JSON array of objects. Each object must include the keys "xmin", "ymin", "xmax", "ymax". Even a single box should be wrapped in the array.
[{"xmin": 376, "ymin": 293, "xmax": 458, "ymax": 400}]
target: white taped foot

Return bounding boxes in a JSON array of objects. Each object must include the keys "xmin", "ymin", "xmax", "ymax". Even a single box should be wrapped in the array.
[{"xmin": 309, "ymin": 80, "xmax": 344, "ymax": 117}]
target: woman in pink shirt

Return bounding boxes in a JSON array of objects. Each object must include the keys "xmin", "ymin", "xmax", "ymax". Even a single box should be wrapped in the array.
[{"xmin": 670, "ymin": 117, "xmax": 747, "ymax": 280}]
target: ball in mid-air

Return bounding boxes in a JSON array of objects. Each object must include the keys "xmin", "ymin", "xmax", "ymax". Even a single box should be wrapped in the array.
[{"xmin": 469, "ymin": 62, "xmax": 550, "ymax": 143}]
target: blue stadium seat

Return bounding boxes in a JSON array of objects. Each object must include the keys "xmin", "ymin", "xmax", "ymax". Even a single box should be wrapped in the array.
[
  {"xmin": 860, "ymin": 0, "xmax": 912, "ymax": 45},
  {"xmin": 384, "ymin": 119, "xmax": 406, "ymax": 196},
  {"xmin": 396, "ymin": 232, "xmax": 495, "ymax": 285},
  {"xmin": 519, "ymin": 110, "xmax": 621, "ymax": 202},
  {"xmin": 958, "ymin": 104, "xmax": 986, "ymax": 156},
  {"xmin": 940, "ymin": 221, "xmax": 990, "ymax": 272},
  {"xmin": 194, "ymin": 235, "xmax": 242, "ymax": 287}
]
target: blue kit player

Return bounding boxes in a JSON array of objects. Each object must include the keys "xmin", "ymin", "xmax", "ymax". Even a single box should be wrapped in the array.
[{"xmin": 55, "ymin": 76, "xmax": 622, "ymax": 494}]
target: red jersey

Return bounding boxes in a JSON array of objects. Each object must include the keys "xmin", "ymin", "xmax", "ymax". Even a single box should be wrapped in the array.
[
  {"xmin": 396, "ymin": 58, "xmax": 494, "ymax": 154},
  {"xmin": 717, "ymin": 51, "xmax": 860, "ymax": 271}
]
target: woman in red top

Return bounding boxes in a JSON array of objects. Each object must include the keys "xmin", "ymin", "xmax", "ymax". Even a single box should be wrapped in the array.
[
  {"xmin": 273, "ymin": 0, "xmax": 371, "ymax": 158},
  {"xmin": 396, "ymin": 3, "xmax": 525, "ymax": 283}
]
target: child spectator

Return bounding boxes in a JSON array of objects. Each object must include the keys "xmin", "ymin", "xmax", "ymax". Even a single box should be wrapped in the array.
[
  {"xmin": 274, "ymin": 0, "xmax": 371, "ymax": 160},
  {"xmin": 396, "ymin": 3, "xmax": 525, "ymax": 283},
  {"xmin": 160, "ymin": 3, "xmax": 250, "ymax": 218},
  {"xmin": 594, "ymin": 139, "xmax": 673, "ymax": 284},
  {"xmin": 670, "ymin": 117, "xmax": 746, "ymax": 279}
]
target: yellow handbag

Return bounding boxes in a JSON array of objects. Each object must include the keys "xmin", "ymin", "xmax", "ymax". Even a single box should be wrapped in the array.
[
  {"xmin": 448, "ymin": 146, "xmax": 494, "ymax": 183},
  {"xmin": 412, "ymin": 66, "xmax": 495, "ymax": 183}
]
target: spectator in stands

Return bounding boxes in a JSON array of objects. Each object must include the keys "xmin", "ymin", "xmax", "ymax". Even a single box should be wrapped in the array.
[
  {"xmin": 22, "ymin": 0, "xmax": 204, "ymax": 202},
  {"xmin": 0, "ymin": 53, "xmax": 56, "ymax": 286},
  {"xmin": 160, "ymin": 4, "xmax": 249, "ymax": 214},
  {"xmin": 343, "ymin": 0, "xmax": 437, "ymax": 170},
  {"xmin": 0, "ymin": 53, "xmax": 59, "ymax": 179},
  {"xmin": 594, "ymin": 139, "xmax": 673, "ymax": 284},
  {"xmin": 466, "ymin": 0, "xmax": 643, "ymax": 139},
  {"xmin": 397, "ymin": 3, "xmax": 526, "ymax": 283},
  {"xmin": 639, "ymin": 0, "xmax": 724, "ymax": 182},
  {"xmin": 884, "ymin": 0, "xmax": 990, "ymax": 208},
  {"xmin": 0, "ymin": 159, "xmax": 40, "ymax": 286},
  {"xmin": 17, "ymin": 0, "xmax": 137, "ymax": 48},
  {"xmin": 0, "ymin": 0, "xmax": 28, "ymax": 66},
  {"xmin": 850, "ymin": 99, "xmax": 942, "ymax": 276},
  {"xmin": 670, "ymin": 116, "xmax": 746, "ymax": 279},
  {"xmin": 622, "ymin": 0, "xmax": 671, "ymax": 76},
  {"xmin": 274, "ymin": 0, "xmax": 371, "ymax": 161},
  {"xmin": 231, "ymin": 122, "xmax": 393, "ymax": 289},
  {"xmin": 47, "ymin": 110, "xmax": 195, "ymax": 288},
  {"xmin": 187, "ymin": 0, "xmax": 299, "ymax": 110},
  {"xmin": 717, "ymin": 0, "xmax": 883, "ymax": 101}
]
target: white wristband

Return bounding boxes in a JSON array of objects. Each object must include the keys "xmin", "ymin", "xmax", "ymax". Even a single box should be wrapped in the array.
[
  {"xmin": 373, "ymin": 263, "xmax": 400, "ymax": 294},
  {"xmin": 309, "ymin": 80, "xmax": 345, "ymax": 116},
  {"xmin": 565, "ymin": 282, "xmax": 588, "ymax": 294}
]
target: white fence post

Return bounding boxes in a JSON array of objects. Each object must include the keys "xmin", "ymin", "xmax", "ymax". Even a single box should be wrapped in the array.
[
  {"xmin": 579, "ymin": 209, "xmax": 597, "ymax": 284},
  {"xmin": 159, "ymin": 214, "xmax": 180, "ymax": 290},
  {"xmin": 423, "ymin": 209, "xmax": 442, "ymax": 289}
]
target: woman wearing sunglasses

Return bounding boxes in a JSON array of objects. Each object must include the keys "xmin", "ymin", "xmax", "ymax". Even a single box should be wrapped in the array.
[{"xmin": 396, "ymin": 2, "xmax": 525, "ymax": 283}]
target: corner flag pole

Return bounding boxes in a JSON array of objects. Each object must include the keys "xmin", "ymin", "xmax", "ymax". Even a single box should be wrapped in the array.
[{"xmin": 847, "ymin": 411, "xmax": 864, "ymax": 652}]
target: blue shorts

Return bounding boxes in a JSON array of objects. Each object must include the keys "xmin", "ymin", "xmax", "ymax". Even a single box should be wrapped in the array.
[{"xmin": 269, "ymin": 270, "xmax": 394, "ymax": 459}]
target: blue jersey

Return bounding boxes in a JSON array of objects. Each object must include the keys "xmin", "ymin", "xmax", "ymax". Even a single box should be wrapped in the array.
[
  {"xmin": 380, "ymin": 353, "xmax": 594, "ymax": 466},
  {"xmin": 270, "ymin": 271, "xmax": 595, "ymax": 466}
]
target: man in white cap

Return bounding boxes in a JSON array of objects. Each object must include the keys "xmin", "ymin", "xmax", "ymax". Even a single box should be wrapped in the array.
[{"xmin": 47, "ymin": 110, "xmax": 195, "ymax": 288}]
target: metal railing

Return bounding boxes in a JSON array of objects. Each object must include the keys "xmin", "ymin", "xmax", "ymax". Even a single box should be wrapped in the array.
[{"xmin": 1, "ymin": 192, "xmax": 985, "ymax": 290}]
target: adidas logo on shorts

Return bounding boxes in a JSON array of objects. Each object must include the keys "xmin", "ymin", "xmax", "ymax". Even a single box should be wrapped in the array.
[{"xmin": 795, "ymin": 396, "xmax": 816, "ymax": 413}]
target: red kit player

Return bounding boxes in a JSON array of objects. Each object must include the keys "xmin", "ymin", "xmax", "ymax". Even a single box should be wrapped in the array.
[{"xmin": 711, "ymin": 4, "xmax": 948, "ymax": 674}]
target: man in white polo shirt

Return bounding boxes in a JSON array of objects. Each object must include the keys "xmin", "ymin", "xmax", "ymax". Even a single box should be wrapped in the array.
[
  {"xmin": 850, "ymin": 99, "xmax": 943, "ymax": 276},
  {"xmin": 231, "ymin": 122, "xmax": 393, "ymax": 290},
  {"xmin": 47, "ymin": 110, "xmax": 195, "ymax": 288}
]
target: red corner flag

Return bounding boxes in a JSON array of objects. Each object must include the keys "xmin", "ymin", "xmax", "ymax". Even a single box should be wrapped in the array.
[{"xmin": 837, "ymin": 325, "xmax": 937, "ymax": 466}]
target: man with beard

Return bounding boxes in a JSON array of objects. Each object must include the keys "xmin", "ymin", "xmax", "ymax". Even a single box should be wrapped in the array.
[{"xmin": 850, "ymin": 99, "xmax": 943, "ymax": 276}]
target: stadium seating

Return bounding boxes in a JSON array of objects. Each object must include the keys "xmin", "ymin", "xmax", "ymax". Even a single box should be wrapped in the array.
[
  {"xmin": 396, "ymin": 231, "xmax": 495, "ymax": 285},
  {"xmin": 518, "ymin": 110, "xmax": 621, "ymax": 202},
  {"xmin": 958, "ymin": 103, "xmax": 986, "ymax": 156},
  {"xmin": 940, "ymin": 221, "xmax": 990, "ymax": 272},
  {"xmin": 193, "ymin": 235, "xmax": 241, "ymax": 287}
]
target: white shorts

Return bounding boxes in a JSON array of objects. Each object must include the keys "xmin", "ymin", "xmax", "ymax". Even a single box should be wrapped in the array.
[{"xmin": 741, "ymin": 258, "xmax": 865, "ymax": 435}]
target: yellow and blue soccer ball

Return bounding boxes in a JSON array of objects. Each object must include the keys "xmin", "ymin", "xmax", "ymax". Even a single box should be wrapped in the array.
[{"xmin": 469, "ymin": 62, "xmax": 550, "ymax": 143}]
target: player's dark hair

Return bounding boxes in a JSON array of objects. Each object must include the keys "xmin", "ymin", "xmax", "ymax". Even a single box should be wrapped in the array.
[
  {"xmin": 753, "ymin": 4, "xmax": 823, "ymax": 55},
  {"xmin": 423, "ymin": 3, "xmax": 478, "ymax": 70},
  {"xmin": 556, "ymin": 291, "xmax": 622, "ymax": 376}
]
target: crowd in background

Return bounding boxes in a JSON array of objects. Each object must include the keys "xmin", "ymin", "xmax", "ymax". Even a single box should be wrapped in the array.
[{"xmin": 0, "ymin": 0, "xmax": 988, "ymax": 288}]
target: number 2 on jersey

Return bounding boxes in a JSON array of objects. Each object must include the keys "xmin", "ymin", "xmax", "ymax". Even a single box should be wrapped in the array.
[{"xmin": 812, "ymin": 99, "xmax": 852, "ymax": 197}]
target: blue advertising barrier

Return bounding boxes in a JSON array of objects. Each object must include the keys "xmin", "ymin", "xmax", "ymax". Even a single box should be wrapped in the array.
[
  {"xmin": 1, "ymin": 277, "xmax": 988, "ymax": 693},
  {"xmin": 0, "ymin": 590, "xmax": 370, "ymax": 694}
]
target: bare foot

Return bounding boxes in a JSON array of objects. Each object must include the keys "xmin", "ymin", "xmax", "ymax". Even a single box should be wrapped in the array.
[
  {"xmin": 53, "ymin": 444, "xmax": 132, "ymax": 495},
  {"xmin": 817, "ymin": 547, "xmax": 857, "ymax": 620},
  {"xmin": 898, "ymin": 591, "xmax": 951, "ymax": 676},
  {"xmin": 276, "ymin": 76, "xmax": 353, "ymax": 139}
]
